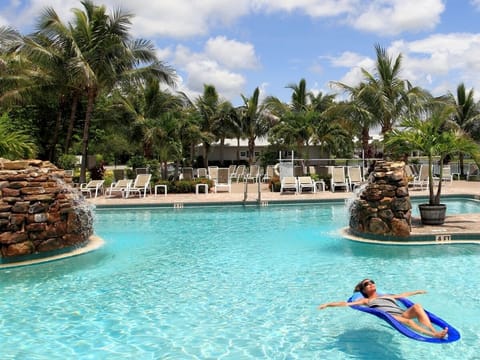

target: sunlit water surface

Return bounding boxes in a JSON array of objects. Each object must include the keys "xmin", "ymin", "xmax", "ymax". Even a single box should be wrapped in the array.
[{"xmin": 1, "ymin": 198, "xmax": 479, "ymax": 359}]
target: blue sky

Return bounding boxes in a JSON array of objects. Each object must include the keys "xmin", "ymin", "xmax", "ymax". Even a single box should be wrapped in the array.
[{"xmin": 2, "ymin": 0, "xmax": 480, "ymax": 105}]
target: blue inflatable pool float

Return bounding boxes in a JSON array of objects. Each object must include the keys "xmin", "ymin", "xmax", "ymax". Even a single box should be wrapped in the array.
[{"xmin": 347, "ymin": 292, "xmax": 460, "ymax": 343}]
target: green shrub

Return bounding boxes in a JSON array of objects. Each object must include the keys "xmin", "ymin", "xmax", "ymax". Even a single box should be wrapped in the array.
[
  {"xmin": 57, "ymin": 154, "xmax": 78, "ymax": 170},
  {"xmin": 160, "ymin": 179, "xmax": 214, "ymax": 193}
]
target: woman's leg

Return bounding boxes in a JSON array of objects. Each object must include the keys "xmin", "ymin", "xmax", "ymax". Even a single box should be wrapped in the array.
[
  {"xmin": 402, "ymin": 303, "xmax": 436, "ymax": 332},
  {"xmin": 393, "ymin": 316, "xmax": 437, "ymax": 336},
  {"xmin": 393, "ymin": 315, "xmax": 448, "ymax": 338},
  {"xmin": 397, "ymin": 304, "xmax": 448, "ymax": 338}
]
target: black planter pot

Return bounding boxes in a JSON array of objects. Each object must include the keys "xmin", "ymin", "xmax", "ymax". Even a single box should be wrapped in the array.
[{"xmin": 418, "ymin": 204, "xmax": 447, "ymax": 225}]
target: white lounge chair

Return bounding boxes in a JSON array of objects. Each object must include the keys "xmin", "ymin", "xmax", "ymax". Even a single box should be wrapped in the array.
[
  {"xmin": 181, "ymin": 167, "xmax": 194, "ymax": 181},
  {"xmin": 231, "ymin": 165, "xmax": 246, "ymax": 183},
  {"xmin": 347, "ymin": 166, "xmax": 364, "ymax": 191},
  {"xmin": 228, "ymin": 164, "xmax": 237, "ymax": 178},
  {"xmin": 450, "ymin": 163, "xmax": 460, "ymax": 180},
  {"xmin": 80, "ymin": 180, "xmax": 105, "ymax": 198},
  {"xmin": 466, "ymin": 163, "xmax": 479, "ymax": 181},
  {"xmin": 214, "ymin": 168, "xmax": 231, "ymax": 193},
  {"xmin": 280, "ymin": 176, "xmax": 298, "ymax": 194},
  {"xmin": 107, "ymin": 179, "xmax": 132, "ymax": 198},
  {"xmin": 245, "ymin": 165, "xmax": 260, "ymax": 183},
  {"xmin": 297, "ymin": 176, "xmax": 315, "ymax": 193},
  {"xmin": 127, "ymin": 174, "xmax": 152, "ymax": 198},
  {"xmin": 441, "ymin": 165, "xmax": 453, "ymax": 184},
  {"xmin": 197, "ymin": 168, "xmax": 208, "ymax": 179},
  {"xmin": 330, "ymin": 166, "xmax": 349, "ymax": 192},
  {"xmin": 208, "ymin": 166, "xmax": 219, "ymax": 181},
  {"xmin": 262, "ymin": 165, "xmax": 274, "ymax": 182},
  {"xmin": 411, "ymin": 164, "xmax": 430, "ymax": 190}
]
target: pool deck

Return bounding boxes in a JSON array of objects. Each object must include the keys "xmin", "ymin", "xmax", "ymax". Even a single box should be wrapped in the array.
[{"xmin": 87, "ymin": 180, "xmax": 480, "ymax": 244}]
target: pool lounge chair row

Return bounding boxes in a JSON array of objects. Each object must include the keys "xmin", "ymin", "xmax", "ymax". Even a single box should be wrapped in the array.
[
  {"xmin": 182, "ymin": 165, "xmax": 273, "ymax": 183},
  {"xmin": 408, "ymin": 164, "xmax": 457, "ymax": 190},
  {"xmin": 330, "ymin": 166, "xmax": 367, "ymax": 192},
  {"xmin": 80, "ymin": 174, "xmax": 152, "ymax": 198},
  {"xmin": 280, "ymin": 176, "xmax": 325, "ymax": 194}
]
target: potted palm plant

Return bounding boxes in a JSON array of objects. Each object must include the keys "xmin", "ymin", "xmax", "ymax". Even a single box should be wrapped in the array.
[{"xmin": 386, "ymin": 102, "xmax": 479, "ymax": 225}]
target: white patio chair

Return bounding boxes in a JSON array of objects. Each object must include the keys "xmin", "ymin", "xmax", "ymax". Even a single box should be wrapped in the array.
[
  {"xmin": 262, "ymin": 165, "xmax": 274, "ymax": 182},
  {"xmin": 80, "ymin": 180, "xmax": 105, "ymax": 198},
  {"xmin": 245, "ymin": 165, "xmax": 260, "ymax": 183},
  {"xmin": 107, "ymin": 179, "xmax": 132, "ymax": 198},
  {"xmin": 297, "ymin": 176, "xmax": 315, "ymax": 193},
  {"xmin": 214, "ymin": 168, "xmax": 232, "ymax": 193},
  {"xmin": 412, "ymin": 164, "xmax": 430, "ymax": 190},
  {"xmin": 126, "ymin": 174, "xmax": 152, "ymax": 198},
  {"xmin": 280, "ymin": 176, "xmax": 298, "ymax": 194},
  {"xmin": 330, "ymin": 166, "xmax": 349, "ymax": 192},
  {"xmin": 208, "ymin": 166, "xmax": 219, "ymax": 181},
  {"xmin": 231, "ymin": 164, "xmax": 246, "ymax": 183},
  {"xmin": 347, "ymin": 166, "xmax": 364, "ymax": 191},
  {"xmin": 441, "ymin": 165, "xmax": 453, "ymax": 184},
  {"xmin": 466, "ymin": 163, "xmax": 479, "ymax": 181},
  {"xmin": 197, "ymin": 168, "xmax": 208, "ymax": 179}
]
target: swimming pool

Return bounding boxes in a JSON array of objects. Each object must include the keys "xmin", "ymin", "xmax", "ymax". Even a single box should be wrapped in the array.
[{"xmin": 1, "ymin": 199, "xmax": 479, "ymax": 359}]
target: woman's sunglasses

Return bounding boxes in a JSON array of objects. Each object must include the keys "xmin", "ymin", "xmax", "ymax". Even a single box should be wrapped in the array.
[{"xmin": 361, "ymin": 280, "xmax": 375, "ymax": 289}]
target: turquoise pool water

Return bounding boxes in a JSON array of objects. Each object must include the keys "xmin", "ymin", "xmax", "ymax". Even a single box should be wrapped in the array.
[{"xmin": 1, "ymin": 199, "xmax": 479, "ymax": 359}]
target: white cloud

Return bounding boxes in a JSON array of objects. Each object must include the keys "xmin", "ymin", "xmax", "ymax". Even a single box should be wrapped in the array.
[
  {"xmin": 4, "ymin": 0, "xmax": 445, "ymax": 37},
  {"xmin": 348, "ymin": 0, "xmax": 445, "ymax": 36},
  {"xmin": 119, "ymin": 1, "xmax": 251, "ymax": 38},
  {"xmin": 156, "ymin": 47, "xmax": 173, "ymax": 62},
  {"xmin": 5, "ymin": 0, "xmax": 251, "ymax": 37},
  {"xmin": 0, "ymin": 15, "xmax": 8, "ymax": 27},
  {"xmin": 329, "ymin": 33, "xmax": 480, "ymax": 99},
  {"xmin": 173, "ymin": 45, "xmax": 246, "ymax": 101},
  {"xmin": 471, "ymin": 0, "xmax": 480, "ymax": 10},
  {"xmin": 252, "ymin": 0, "xmax": 356, "ymax": 17},
  {"xmin": 205, "ymin": 36, "xmax": 259, "ymax": 69}
]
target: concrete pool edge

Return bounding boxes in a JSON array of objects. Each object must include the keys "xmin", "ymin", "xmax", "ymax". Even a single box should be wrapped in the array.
[
  {"xmin": 341, "ymin": 215, "xmax": 480, "ymax": 246},
  {"xmin": 0, "ymin": 235, "xmax": 105, "ymax": 269}
]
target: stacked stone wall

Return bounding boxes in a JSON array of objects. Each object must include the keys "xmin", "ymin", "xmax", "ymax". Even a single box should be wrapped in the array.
[
  {"xmin": 349, "ymin": 161, "xmax": 412, "ymax": 237},
  {"xmin": 0, "ymin": 159, "xmax": 92, "ymax": 258}
]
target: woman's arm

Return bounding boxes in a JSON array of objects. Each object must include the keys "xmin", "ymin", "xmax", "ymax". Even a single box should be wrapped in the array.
[
  {"xmin": 318, "ymin": 298, "xmax": 368, "ymax": 310},
  {"xmin": 387, "ymin": 290, "xmax": 427, "ymax": 299}
]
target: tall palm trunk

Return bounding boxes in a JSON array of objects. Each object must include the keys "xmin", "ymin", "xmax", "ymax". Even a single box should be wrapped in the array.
[
  {"xmin": 64, "ymin": 93, "xmax": 79, "ymax": 153},
  {"xmin": 203, "ymin": 142, "xmax": 210, "ymax": 168},
  {"xmin": 48, "ymin": 109, "xmax": 63, "ymax": 161},
  {"xmin": 80, "ymin": 88, "xmax": 96, "ymax": 183},
  {"xmin": 248, "ymin": 137, "xmax": 255, "ymax": 165},
  {"xmin": 236, "ymin": 137, "xmax": 240, "ymax": 163},
  {"xmin": 219, "ymin": 137, "xmax": 225, "ymax": 165}
]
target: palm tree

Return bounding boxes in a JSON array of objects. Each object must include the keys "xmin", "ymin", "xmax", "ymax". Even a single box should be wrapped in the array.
[
  {"xmin": 213, "ymin": 102, "xmax": 238, "ymax": 166},
  {"xmin": 34, "ymin": 1, "xmax": 176, "ymax": 182},
  {"xmin": 119, "ymin": 80, "xmax": 184, "ymax": 159},
  {"xmin": 448, "ymin": 83, "xmax": 480, "ymax": 176},
  {"xmin": 335, "ymin": 45, "xmax": 424, "ymax": 137},
  {"xmin": 264, "ymin": 79, "xmax": 317, "ymax": 160},
  {"xmin": 194, "ymin": 84, "xmax": 233, "ymax": 167},
  {"xmin": 238, "ymin": 87, "xmax": 269, "ymax": 165},
  {"xmin": 331, "ymin": 82, "xmax": 378, "ymax": 158},
  {"xmin": 287, "ymin": 78, "xmax": 309, "ymax": 112}
]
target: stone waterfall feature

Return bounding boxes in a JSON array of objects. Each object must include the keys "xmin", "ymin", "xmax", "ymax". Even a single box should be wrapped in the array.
[
  {"xmin": 349, "ymin": 161, "xmax": 412, "ymax": 238},
  {"xmin": 0, "ymin": 159, "xmax": 93, "ymax": 258}
]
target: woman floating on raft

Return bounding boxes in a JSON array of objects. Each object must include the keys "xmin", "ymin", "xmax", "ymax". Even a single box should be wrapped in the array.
[{"xmin": 318, "ymin": 279, "xmax": 449, "ymax": 339}]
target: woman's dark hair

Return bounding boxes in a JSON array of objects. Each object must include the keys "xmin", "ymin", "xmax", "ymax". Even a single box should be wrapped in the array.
[{"xmin": 354, "ymin": 279, "xmax": 371, "ymax": 297}]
